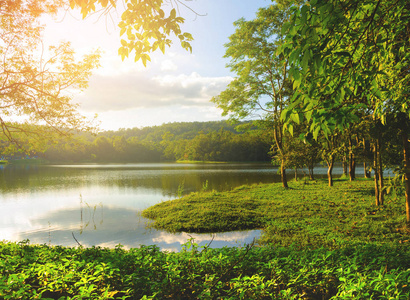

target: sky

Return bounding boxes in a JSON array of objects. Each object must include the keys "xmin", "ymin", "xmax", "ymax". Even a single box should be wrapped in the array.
[{"xmin": 42, "ymin": 0, "xmax": 271, "ymax": 131}]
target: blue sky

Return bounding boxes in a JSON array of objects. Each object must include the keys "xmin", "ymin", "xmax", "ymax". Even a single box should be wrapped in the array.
[{"xmin": 43, "ymin": 0, "xmax": 270, "ymax": 131}]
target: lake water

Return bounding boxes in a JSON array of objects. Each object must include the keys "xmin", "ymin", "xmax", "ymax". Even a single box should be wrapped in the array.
[{"xmin": 0, "ymin": 163, "xmax": 345, "ymax": 251}]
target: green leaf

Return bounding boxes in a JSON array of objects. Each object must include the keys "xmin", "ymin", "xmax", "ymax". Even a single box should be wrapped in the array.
[
  {"xmin": 289, "ymin": 49, "xmax": 300, "ymax": 63},
  {"xmin": 280, "ymin": 108, "xmax": 290, "ymax": 122},
  {"xmin": 281, "ymin": 21, "xmax": 291, "ymax": 35},
  {"xmin": 313, "ymin": 125, "xmax": 320, "ymax": 140},
  {"xmin": 301, "ymin": 50, "xmax": 310, "ymax": 71},
  {"xmin": 288, "ymin": 123, "xmax": 294, "ymax": 136},
  {"xmin": 292, "ymin": 70, "xmax": 300, "ymax": 82},
  {"xmin": 301, "ymin": 5, "xmax": 309, "ymax": 23},
  {"xmin": 290, "ymin": 113, "xmax": 300, "ymax": 124}
]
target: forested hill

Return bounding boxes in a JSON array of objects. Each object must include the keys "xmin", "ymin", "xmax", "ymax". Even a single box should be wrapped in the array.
[
  {"xmin": 40, "ymin": 121, "xmax": 273, "ymax": 163},
  {"xmin": 101, "ymin": 121, "xmax": 243, "ymax": 142}
]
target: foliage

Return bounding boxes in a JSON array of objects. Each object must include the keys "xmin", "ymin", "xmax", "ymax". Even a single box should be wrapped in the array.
[
  {"xmin": 212, "ymin": 3, "xmax": 299, "ymax": 187},
  {"xmin": 212, "ymin": 5, "xmax": 291, "ymax": 122},
  {"xmin": 38, "ymin": 121, "xmax": 272, "ymax": 163},
  {"xmin": 280, "ymin": 0, "xmax": 410, "ymax": 137},
  {"xmin": 275, "ymin": 121, "xmax": 322, "ymax": 178},
  {"xmin": 68, "ymin": 0, "xmax": 195, "ymax": 65},
  {"xmin": 103, "ymin": 121, "xmax": 244, "ymax": 142},
  {"xmin": 279, "ymin": 0, "xmax": 410, "ymax": 219},
  {"xmin": 0, "ymin": 0, "xmax": 101, "ymax": 154},
  {"xmin": 1, "ymin": 238, "xmax": 410, "ymax": 299}
]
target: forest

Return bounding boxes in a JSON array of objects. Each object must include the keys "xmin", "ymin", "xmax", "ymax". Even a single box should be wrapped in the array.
[{"xmin": 30, "ymin": 121, "xmax": 273, "ymax": 163}]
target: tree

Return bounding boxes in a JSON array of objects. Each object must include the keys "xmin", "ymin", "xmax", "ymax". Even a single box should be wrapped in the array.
[
  {"xmin": 320, "ymin": 132, "xmax": 341, "ymax": 187},
  {"xmin": 69, "ymin": 0, "xmax": 195, "ymax": 66},
  {"xmin": 1, "ymin": 0, "xmax": 201, "ymax": 154},
  {"xmin": 280, "ymin": 0, "xmax": 410, "ymax": 220},
  {"xmin": 92, "ymin": 136, "xmax": 114, "ymax": 160},
  {"xmin": 212, "ymin": 4, "xmax": 297, "ymax": 188},
  {"xmin": 0, "ymin": 0, "xmax": 100, "ymax": 154},
  {"xmin": 284, "ymin": 123, "xmax": 322, "ymax": 180}
]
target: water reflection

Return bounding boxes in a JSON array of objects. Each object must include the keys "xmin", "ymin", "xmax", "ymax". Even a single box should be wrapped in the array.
[
  {"xmin": 12, "ymin": 205, "xmax": 260, "ymax": 252},
  {"xmin": 0, "ymin": 163, "xmax": 281, "ymax": 195},
  {"xmin": 1, "ymin": 163, "xmax": 275, "ymax": 250}
]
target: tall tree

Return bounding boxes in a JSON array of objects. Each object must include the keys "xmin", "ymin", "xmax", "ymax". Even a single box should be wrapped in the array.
[
  {"xmin": 0, "ymin": 0, "xmax": 100, "ymax": 154},
  {"xmin": 212, "ymin": 4, "xmax": 296, "ymax": 188},
  {"xmin": 280, "ymin": 0, "xmax": 410, "ymax": 220}
]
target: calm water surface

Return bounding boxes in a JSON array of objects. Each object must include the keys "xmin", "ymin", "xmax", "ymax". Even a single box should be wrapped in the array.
[{"xmin": 0, "ymin": 163, "xmax": 344, "ymax": 251}]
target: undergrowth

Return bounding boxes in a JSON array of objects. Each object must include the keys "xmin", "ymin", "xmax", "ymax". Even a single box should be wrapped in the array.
[{"xmin": 1, "ymin": 240, "xmax": 410, "ymax": 299}]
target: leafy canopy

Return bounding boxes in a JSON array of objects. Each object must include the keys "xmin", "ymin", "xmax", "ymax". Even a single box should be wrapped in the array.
[
  {"xmin": 69, "ymin": 0, "xmax": 195, "ymax": 66},
  {"xmin": 0, "ymin": 0, "xmax": 101, "ymax": 153},
  {"xmin": 212, "ymin": 4, "xmax": 293, "ymax": 125},
  {"xmin": 280, "ymin": 0, "xmax": 410, "ymax": 139}
]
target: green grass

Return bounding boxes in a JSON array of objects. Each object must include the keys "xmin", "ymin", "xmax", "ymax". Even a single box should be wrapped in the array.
[{"xmin": 143, "ymin": 178, "xmax": 409, "ymax": 249}]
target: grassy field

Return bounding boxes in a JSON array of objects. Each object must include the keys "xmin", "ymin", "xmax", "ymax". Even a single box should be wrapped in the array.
[
  {"xmin": 143, "ymin": 178, "xmax": 409, "ymax": 249},
  {"xmin": 2, "ymin": 178, "xmax": 410, "ymax": 299}
]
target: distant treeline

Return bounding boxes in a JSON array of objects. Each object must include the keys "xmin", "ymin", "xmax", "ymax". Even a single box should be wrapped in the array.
[{"xmin": 39, "ymin": 121, "xmax": 273, "ymax": 163}]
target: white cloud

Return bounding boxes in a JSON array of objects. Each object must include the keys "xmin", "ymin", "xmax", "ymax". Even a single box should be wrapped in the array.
[
  {"xmin": 90, "ymin": 105, "xmax": 227, "ymax": 130},
  {"xmin": 160, "ymin": 59, "xmax": 178, "ymax": 72},
  {"xmin": 76, "ymin": 71, "xmax": 233, "ymax": 112}
]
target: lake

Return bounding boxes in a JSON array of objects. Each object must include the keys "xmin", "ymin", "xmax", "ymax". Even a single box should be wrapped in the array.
[{"xmin": 0, "ymin": 163, "xmax": 346, "ymax": 251}]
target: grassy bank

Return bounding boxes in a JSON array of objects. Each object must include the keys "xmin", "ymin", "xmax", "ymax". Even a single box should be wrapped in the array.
[
  {"xmin": 2, "ymin": 179, "xmax": 410, "ymax": 299},
  {"xmin": 143, "ymin": 179, "xmax": 409, "ymax": 248}
]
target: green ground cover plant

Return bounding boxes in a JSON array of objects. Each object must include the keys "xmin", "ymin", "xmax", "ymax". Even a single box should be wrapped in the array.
[
  {"xmin": 1, "ymin": 240, "xmax": 410, "ymax": 299},
  {"xmin": 2, "ymin": 179, "xmax": 410, "ymax": 299}
]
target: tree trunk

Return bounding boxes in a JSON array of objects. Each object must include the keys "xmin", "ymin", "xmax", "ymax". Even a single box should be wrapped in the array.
[
  {"xmin": 294, "ymin": 168, "xmax": 298, "ymax": 181},
  {"xmin": 342, "ymin": 154, "xmax": 348, "ymax": 177},
  {"xmin": 281, "ymin": 159, "xmax": 288, "ymax": 188},
  {"xmin": 403, "ymin": 131, "xmax": 410, "ymax": 223},
  {"xmin": 378, "ymin": 139, "xmax": 384, "ymax": 206},
  {"xmin": 308, "ymin": 165, "xmax": 315, "ymax": 180},
  {"xmin": 348, "ymin": 135, "xmax": 356, "ymax": 181},
  {"xmin": 273, "ymin": 128, "xmax": 287, "ymax": 188},
  {"xmin": 374, "ymin": 140, "xmax": 379, "ymax": 205},
  {"xmin": 349, "ymin": 152, "xmax": 356, "ymax": 181},
  {"xmin": 364, "ymin": 161, "xmax": 371, "ymax": 178},
  {"xmin": 327, "ymin": 156, "xmax": 334, "ymax": 187},
  {"xmin": 363, "ymin": 138, "xmax": 371, "ymax": 178},
  {"xmin": 373, "ymin": 139, "xmax": 384, "ymax": 206}
]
